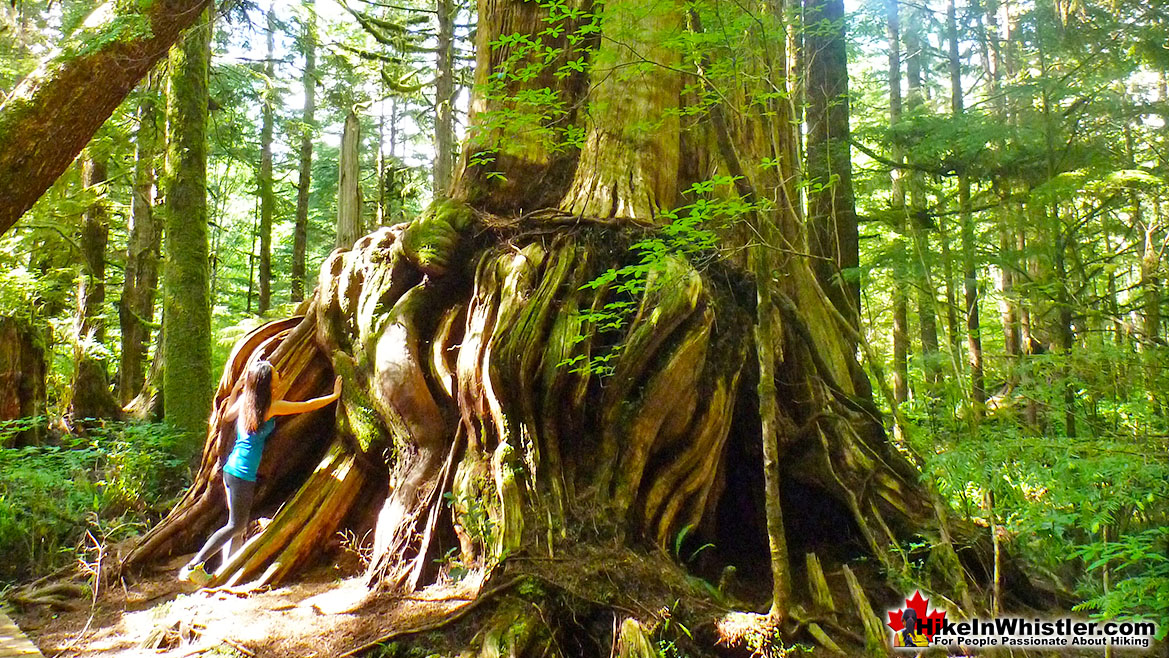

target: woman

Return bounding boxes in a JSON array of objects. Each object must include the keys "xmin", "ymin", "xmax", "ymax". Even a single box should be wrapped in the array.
[
  {"xmin": 179, "ymin": 360, "xmax": 342, "ymax": 586},
  {"xmin": 894, "ymin": 606, "xmax": 928, "ymax": 648}
]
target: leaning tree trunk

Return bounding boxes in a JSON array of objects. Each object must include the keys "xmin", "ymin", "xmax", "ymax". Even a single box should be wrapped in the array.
[
  {"xmin": 0, "ymin": 0, "xmax": 212, "ymax": 235},
  {"xmin": 128, "ymin": 0, "xmax": 1048, "ymax": 652}
]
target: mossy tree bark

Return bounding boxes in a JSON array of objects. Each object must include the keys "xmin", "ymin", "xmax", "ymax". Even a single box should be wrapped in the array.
[
  {"xmin": 130, "ymin": 0, "xmax": 1046, "ymax": 652},
  {"xmin": 162, "ymin": 8, "xmax": 214, "ymax": 452},
  {"xmin": 0, "ymin": 0, "xmax": 212, "ymax": 234},
  {"xmin": 70, "ymin": 149, "xmax": 121, "ymax": 422},
  {"xmin": 0, "ymin": 316, "xmax": 46, "ymax": 447}
]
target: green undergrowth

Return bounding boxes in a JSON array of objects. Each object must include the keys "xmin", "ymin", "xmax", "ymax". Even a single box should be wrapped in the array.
[
  {"xmin": 896, "ymin": 346, "xmax": 1169, "ymax": 639},
  {"xmin": 0, "ymin": 419, "xmax": 188, "ymax": 586}
]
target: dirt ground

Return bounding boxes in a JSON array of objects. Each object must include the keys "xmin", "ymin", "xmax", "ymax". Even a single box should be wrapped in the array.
[{"xmin": 12, "ymin": 557, "xmax": 484, "ymax": 658}]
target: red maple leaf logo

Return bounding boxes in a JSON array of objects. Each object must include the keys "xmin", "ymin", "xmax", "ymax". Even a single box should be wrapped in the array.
[{"xmin": 886, "ymin": 591, "xmax": 948, "ymax": 640}]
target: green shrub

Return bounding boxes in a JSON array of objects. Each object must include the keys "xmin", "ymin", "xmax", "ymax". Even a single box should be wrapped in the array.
[
  {"xmin": 0, "ymin": 419, "xmax": 188, "ymax": 585},
  {"xmin": 919, "ymin": 407, "xmax": 1168, "ymax": 636}
]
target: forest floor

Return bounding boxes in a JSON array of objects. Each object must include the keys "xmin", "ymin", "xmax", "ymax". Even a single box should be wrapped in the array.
[{"xmin": 11, "ymin": 555, "xmax": 484, "ymax": 658}]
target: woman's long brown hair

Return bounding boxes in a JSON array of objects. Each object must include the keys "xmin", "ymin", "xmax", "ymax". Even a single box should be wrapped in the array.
[{"xmin": 239, "ymin": 360, "xmax": 274, "ymax": 434}]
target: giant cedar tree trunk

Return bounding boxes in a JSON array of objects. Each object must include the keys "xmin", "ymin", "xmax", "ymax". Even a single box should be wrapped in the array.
[{"xmin": 128, "ymin": 0, "xmax": 1045, "ymax": 652}]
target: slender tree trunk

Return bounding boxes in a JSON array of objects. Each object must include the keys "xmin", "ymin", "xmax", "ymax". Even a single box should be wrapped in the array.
[
  {"xmin": 804, "ymin": 0, "xmax": 859, "ymax": 335},
  {"xmin": 1018, "ymin": 226, "xmax": 1041, "ymax": 428},
  {"xmin": 291, "ymin": 0, "xmax": 317, "ymax": 303},
  {"xmin": 77, "ymin": 154, "xmax": 109, "ymax": 349},
  {"xmin": 1108, "ymin": 269, "xmax": 1123, "ymax": 345},
  {"xmin": 258, "ymin": 7, "xmax": 277, "ymax": 315},
  {"xmin": 698, "ymin": 3, "xmax": 797, "ymax": 615},
  {"xmin": 389, "ymin": 97, "xmax": 399, "ymax": 159},
  {"xmin": 336, "ymin": 109, "xmax": 364, "ymax": 249},
  {"xmin": 378, "ymin": 93, "xmax": 386, "ymax": 225},
  {"xmin": 1147, "ymin": 74, "xmax": 1169, "ymax": 414},
  {"xmin": 120, "ymin": 77, "xmax": 164, "ymax": 406},
  {"xmin": 887, "ymin": 0, "xmax": 909, "ymax": 415},
  {"xmin": 983, "ymin": 1, "xmax": 1018, "ymax": 375},
  {"xmin": 71, "ymin": 150, "xmax": 121, "ymax": 421},
  {"xmin": 434, "ymin": 0, "xmax": 456, "ymax": 197},
  {"xmin": 939, "ymin": 216, "xmax": 962, "ymax": 361},
  {"xmin": 1140, "ymin": 214, "xmax": 1162, "ymax": 414},
  {"xmin": 247, "ymin": 209, "xmax": 258, "ymax": 314},
  {"xmin": 999, "ymin": 217, "xmax": 1021, "ymax": 359},
  {"xmin": 124, "ymin": 321, "xmax": 167, "ymax": 420},
  {"xmin": 1038, "ymin": 42, "xmax": 1076, "ymax": 436},
  {"xmin": 1052, "ymin": 205, "xmax": 1076, "ymax": 436},
  {"xmin": 1142, "ymin": 224, "xmax": 1163, "ymax": 344},
  {"xmin": 905, "ymin": 15, "xmax": 941, "ymax": 390},
  {"xmin": 0, "ymin": 0, "xmax": 213, "ymax": 234},
  {"xmin": 1140, "ymin": 80, "xmax": 1164, "ymax": 349},
  {"xmin": 1116, "ymin": 119, "xmax": 1139, "ymax": 348},
  {"xmin": 162, "ymin": 7, "xmax": 215, "ymax": 450},
  {"xmin": 949, "ymin": 0, "xmax": 985, "ymax": 414}
]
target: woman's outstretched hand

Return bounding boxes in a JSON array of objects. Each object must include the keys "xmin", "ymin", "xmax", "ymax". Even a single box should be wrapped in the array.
[{"xmin": 332, "ymin": 376, "xmax": 343, "ymax": 399}]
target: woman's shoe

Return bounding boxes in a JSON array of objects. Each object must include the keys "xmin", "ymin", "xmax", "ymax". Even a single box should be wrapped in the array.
[{"xmin": 178, "ymin": 562, "xmax": 213, "ymax": 589}]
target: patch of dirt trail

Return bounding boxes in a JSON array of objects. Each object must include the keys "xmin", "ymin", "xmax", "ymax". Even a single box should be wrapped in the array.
[{"xmin": 14, "ymin": 564, "xmax": 481, "ymax": 658}]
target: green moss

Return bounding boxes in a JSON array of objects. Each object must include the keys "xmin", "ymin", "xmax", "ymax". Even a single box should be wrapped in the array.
[
  {"xmin": 401, "ymin": 199, "xmax": 473, "ymax": 273},
  {"xmin": 58, "ymin": 2, "xmax": 156, "ymax": 61},
  {"xmin": 368, "ymin": 641, "xmax": 447, "ymax": 658},
  {"xmin": 161, "ymin": 7, "xmax": 213, "ymax": 452},
  {"xmin": 516, "ymin": 576, "xmax": 545, "ymax": 600},
  {"xmin": 332, "ymin": 351, "xmax": 386, "ymax": 453}
]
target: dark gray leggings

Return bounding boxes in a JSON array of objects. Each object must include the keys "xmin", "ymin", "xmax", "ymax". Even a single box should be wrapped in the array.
[{"xmin": 191, "ymin": 472, "xmax": 256, "ymax": 567}]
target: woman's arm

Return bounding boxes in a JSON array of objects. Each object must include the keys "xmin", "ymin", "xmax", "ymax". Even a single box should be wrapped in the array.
[
  {"xmin": 222, "ymin": 397, "xmax": 242, "ymax": 422},
  {"xmin": 267, "ymin": 376, "xmax": 342, "ymax": 419}
]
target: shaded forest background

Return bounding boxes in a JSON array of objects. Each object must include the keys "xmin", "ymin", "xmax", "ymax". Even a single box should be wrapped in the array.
[{"xmin": 0, "ymin": 0, "xmax": 1166, "ymax": 642}]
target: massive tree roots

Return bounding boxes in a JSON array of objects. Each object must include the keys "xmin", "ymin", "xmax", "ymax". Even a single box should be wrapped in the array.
[{"xmin": 126, "ymin": 206, "xmax": 1043, "ymax": 656}]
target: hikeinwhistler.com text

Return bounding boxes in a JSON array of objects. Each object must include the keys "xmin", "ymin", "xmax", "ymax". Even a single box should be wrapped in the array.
[{"xmin": 914, "ymin": 617, "xmax": 1157, "ymax": 650}]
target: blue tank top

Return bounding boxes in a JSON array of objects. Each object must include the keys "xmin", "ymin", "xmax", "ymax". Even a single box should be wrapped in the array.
[{"xmin": 223, "ymin": 417, "xmax": 277, "ymax": 482}]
